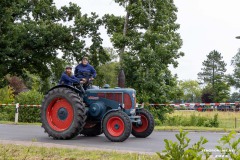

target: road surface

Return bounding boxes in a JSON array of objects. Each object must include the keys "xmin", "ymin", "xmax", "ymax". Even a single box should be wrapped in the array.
[{"xmin": 0, "ymin": 124, "xmax": 238, "ymax": 156}]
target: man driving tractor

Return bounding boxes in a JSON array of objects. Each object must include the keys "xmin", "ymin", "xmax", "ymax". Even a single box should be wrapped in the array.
[{"xmin": 74, "ymin": 56, "xmax": 97, "ymax": 84}]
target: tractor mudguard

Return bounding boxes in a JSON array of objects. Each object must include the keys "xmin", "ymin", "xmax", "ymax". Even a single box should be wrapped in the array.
[{"xmin": 47, "ymin": 85, "xmax": 83, "ymax": 94}]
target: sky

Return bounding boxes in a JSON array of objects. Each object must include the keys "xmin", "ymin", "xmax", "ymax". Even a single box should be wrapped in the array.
[{"xmin": 55, "ymin": 0, "xmax": 240, "ymax": 81}]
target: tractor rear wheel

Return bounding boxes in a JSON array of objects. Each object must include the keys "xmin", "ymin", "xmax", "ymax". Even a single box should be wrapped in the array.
[
  {"xmin": 103, "ymin": 111, "xmax": 132, "ymax": 142},
  {"xmin": 132, "ymin": 109, "xmax": 154, "ymax": 138},
  {"xmin": 41, "ymin": 87, "xmax": 86, "ymax": 139},
  {"xmin": 80, "ymin": 122, "xmax": 102, "ymax": 136}
]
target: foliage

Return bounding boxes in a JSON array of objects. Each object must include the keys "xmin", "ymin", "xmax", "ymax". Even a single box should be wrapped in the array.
[
  {"xmin": 215, "ymin": 131, "xmax": 240, "ymax": 160},
  {"xmin": 15, "ymin": 90, "xmax": 43, "ymax": 122},
  {"xmin": 0, "ymin": 86, "xmax": 15, "ymax": 121},
  {"xmin": 201, "ymin": 85, "xmax": 214, "ymax": 103},
  {"xmin": 0, "ymin": 0, "xmax": 109, "ymax": 87},
  {"xmin": 95, "ymin": 62, "xmax": 119, "ymax": 88},
  {"xmin": 145, "ymin": 105, "xmax": 174, "ymax": 124},
  {"xmin": 0, "ymin": 86, "xmax": 14, "ymax": 104},
  {"xmin": 5, "ymin": 75, "xmax": 27, "ymax": 95},
  {"xmin": 22, "ymin": 70, "xmax": 41, "ymax": 91},
  {"xmin": 179, "ymin": 80, "xmax": 202, "ymax": 102},
  {"xmin": 103, "ymin": 0, "xmax": 184, "ymax": 103},
  {"xmin": 198, "ymin": 50, "xmax": 230, "ymax": 102},
  {"xmin": 231, "ymin": 48, "xmax": 240, "ymax": 89},
  {"xmin": 164, "ymin": 113, "xmax": 219, "ymax": 127},
  {"xmin": 157, "ymin": 129, "xmax": 211, "ymax": 160},
  {"xmin": 213, "ymin": 81, "xmax": 230, "ymax": 102},
  {"xmin": 229, "ymin": 92, "xmax": 240, "ymax": 102},
  {"xmin": 93, "ymin": 47, "xmax": 119, "ymax": 87}
]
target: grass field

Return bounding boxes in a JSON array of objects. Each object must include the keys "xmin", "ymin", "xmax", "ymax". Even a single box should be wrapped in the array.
[
  {"xmin": 166, "ymin": 110, "xmax": 240, "ymax": 129},
  {"xmin": 0, "ymin": 143, "xmax": 158, "ymax": 160}
]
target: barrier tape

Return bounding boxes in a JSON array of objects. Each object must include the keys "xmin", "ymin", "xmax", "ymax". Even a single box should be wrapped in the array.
[
  {"xmin": 141, "ymin": 102, "xmax": 239, "ymax": 106},
  {"xmin": 0, "ymin": 103, "xmax": 15, "ymax": 106},
  {"xmin": 0, "ymin": 104, "xmax": 41, "ymax": 107},
  {"xmin": 1, "ymin": 103, "xmax": 239, "ymax": 108},
  {"xmin": 19, "ymin": 104, "xmax": 41, "ymax": 107}
]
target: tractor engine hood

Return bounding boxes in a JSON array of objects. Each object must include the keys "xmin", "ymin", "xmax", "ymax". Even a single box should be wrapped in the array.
[{"xmin": 84, "ymin": 88, "xmax": 136, "ymax": 110}]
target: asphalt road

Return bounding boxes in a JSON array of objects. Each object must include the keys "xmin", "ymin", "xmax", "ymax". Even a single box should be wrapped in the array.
[{"xmin": 0, "ymin": 124, "xmax": 239, "ymax": 156}]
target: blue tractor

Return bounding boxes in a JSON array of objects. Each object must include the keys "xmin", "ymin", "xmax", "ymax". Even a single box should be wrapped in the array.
[{"xmin": 41, "ymin": 83, "xmax": 154, "ymax": 142}]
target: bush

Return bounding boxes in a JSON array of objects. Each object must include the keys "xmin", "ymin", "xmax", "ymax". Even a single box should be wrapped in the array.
[
  {"xmin": 0, "ymin": 86, "xmax": 14, "ymax": 104},
  {"xmin": 0, "ymin": 86, "xmax": 15, "ymax": 121},
  {"xmin": 215, "ymin": 131, "xmax": 240, "ymax": 160},
  {"xmin": 145, "ymin": 105, "xmax": 174, "ymax": 124},
  {"xmin": 15, "ymin": 90, "xmax": 43, "ymax": 123},
  {"xmin": 164, "ymin": 113, "xmax": 219, "ymax": 127},
  {"xmin": 157, "ymin": 130, "xmax": 240, "ymax": 160},
  {"xmin": 157, "ymin": 129, "xmax": 211, "ymax": 159}
]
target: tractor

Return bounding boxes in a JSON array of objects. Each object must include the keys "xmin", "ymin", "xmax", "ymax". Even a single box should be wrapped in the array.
[{"xmin": 41, "ymin": 81, "xmax": 155, "ymax": 142}]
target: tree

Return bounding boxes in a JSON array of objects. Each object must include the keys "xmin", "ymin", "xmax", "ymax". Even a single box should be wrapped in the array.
[
  {"xmin": 0, "ymin": 0, "xmax": 110, "ymax": 88},
  {"xmin": 179, "ymin": 80, "xmax": 201, "ymax": 103},
  {"xmin": 229, "ymin": 92, "xmax": 240, "ymax": 102},
  {"xmin": 198, "ymin": 50, "xmax": 230, "ymax": 102},
  {"xmin": 231, "ymin": 48, "xmax": 240, "ymax": 88},
  {"xmin": 5, "ymin": 75, "xmax": 27, "ymax": 95},
  {"xmin": 96, "ymin": 62, "xmax": 119, "ymax": 88},
  {"xmin": 103, "ymin": 0, "xmax": 184, "ymax": 103},
  {"xmin": 201, "ymin": 85, "xmax": 214, "ymax": 103}
]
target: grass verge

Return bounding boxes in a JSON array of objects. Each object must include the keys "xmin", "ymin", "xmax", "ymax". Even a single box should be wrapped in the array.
[
  {"xmin": 155, "ymin": 126, "xmax": 240, "ymax": 132},
  {"xmin": 0, "ymin": 121, "xmax": 41, "ymax": 125},
  {"xmin": 0, "ymin": 143, "xmax": 158, "ymax": 160},
  {"xmin": 165, "ymin": 110, "xmax": 240, "ymax": 129}
]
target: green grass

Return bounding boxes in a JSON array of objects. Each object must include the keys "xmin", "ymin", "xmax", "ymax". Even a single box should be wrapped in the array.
[
  {"xmin": 0, "ymin": 121, "xmax": 41, "ymax": 125},
  {"xmin": 0, "ymin": 143, "xmax": 158, "ymax": 160},
  {"xmin": 164, "ymin": 110, "xmax": 240, "ymax": 129},
  {"xmin": 155, "ymin": 126, "xmax": 239, "ymax": 132}
]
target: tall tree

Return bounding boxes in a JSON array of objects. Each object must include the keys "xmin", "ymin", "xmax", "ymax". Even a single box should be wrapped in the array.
[
  {"xmin": 179, "ymin": 80, "xmax": 201, "ymax": 102},
  {"xmin": 229, "ymin": 92, "xmax": 240, "ymax": 102},
  {"xmin": 231, "ymin": 48, "xmax": 240, "ymax": 88},
  {"xmin": 198, "ymin": 50, "xmax": 230, "ymax": 102},
  {"xmin": 0, "ymin": 0, "xmax": 109, "ymax": 87},
  {"xmin": 103, "ymin": 0, "xmax": 184, "ymax": 103},
  {"xmin": 94, "ymin": 48, "xmax": 119, "ymax": 87}
]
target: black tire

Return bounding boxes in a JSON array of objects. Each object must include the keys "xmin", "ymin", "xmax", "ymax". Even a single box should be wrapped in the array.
[
  {"xmin": 41, "ymin": 87, "xmax": 87, "ymax": 140},
  {"xmin": 132, "ymin": 109, "xmax": 154, "ymax": 138},
  {"xmin": 80, "ymin": 122, "xmax": 102, "ymax": 136},
  {"xmin": 103, "ymin": 111, "xmax": 132, "ymax": 142}
]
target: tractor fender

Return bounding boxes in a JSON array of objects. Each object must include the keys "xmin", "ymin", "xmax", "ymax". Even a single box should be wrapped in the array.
[
  {"xmin": 47, "ymin": 85, "xmax": 83, "ymax": 94},
  {"xmin": 101, "ymin": 108, "xmax": 121, "ymax": 126}
]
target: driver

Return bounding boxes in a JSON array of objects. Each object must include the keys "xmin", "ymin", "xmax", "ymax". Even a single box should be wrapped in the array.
[
  {"xmin": 59, "ymin": 66, "xmax": 79, "ymax": 86},
  {"xmin": 74, "ymin": 57, "xmax": 96, "ymax": 84}
]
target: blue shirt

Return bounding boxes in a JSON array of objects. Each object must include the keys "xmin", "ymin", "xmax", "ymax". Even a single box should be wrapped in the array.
[
  {"xmin": 74, "ymin": 63, "xmax": 96, "ymax": 79},
  {"xmin": 59, "ymin": 72, "xmax": 79, "ymax": 86}
]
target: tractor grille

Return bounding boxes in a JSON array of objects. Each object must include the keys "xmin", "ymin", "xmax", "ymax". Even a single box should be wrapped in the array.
[{"xmin": 97, "ymin": 93, "xmax": 133, "ymax": 109}]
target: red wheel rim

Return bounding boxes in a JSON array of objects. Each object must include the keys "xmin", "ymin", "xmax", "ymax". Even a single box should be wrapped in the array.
[
  {"xmin": 46, "ymin": 98, "xmax": 73, "ymax": 132},
  {"xmin": 107, "ymin": 117, "xmax": 124, "ymax": 137},
  {"xmin": 132, "ymin": 114, "xmax": 148, "ymax": 132}
]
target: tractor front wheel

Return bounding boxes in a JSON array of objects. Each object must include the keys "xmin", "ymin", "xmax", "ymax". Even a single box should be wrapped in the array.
[
  {"xmin": 103, "ymin": 111, "xmax": 132, "ymax": 142},
  {"xmin": 132, "ymin": 109, "xmax": 154, "ymax": 138}
]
